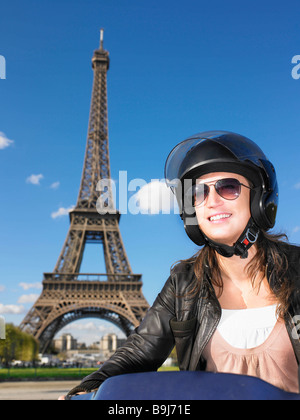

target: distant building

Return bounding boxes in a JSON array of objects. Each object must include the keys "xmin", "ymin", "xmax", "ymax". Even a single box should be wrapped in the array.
[
  {"xmin": 53, "ymin": 332, "xmax": 126, "ymax": 365},
  {"xmin": 53, "ymin": 333, "xmax": 77, "ymax": 352},
  {"xmin": 97, "ymin": 333, "xmax": 126, "ymax": 359}
]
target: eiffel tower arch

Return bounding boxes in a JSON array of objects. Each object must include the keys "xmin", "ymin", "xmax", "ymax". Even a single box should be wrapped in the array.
[{"xmin": 20, "ymin": 30, "xmax": 149, "ymax": 353}]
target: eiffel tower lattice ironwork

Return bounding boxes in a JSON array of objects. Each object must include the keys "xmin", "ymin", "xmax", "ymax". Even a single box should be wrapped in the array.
[{"xmin": 20, "ymin": 30, "xmax": 149, "ymax": 353}]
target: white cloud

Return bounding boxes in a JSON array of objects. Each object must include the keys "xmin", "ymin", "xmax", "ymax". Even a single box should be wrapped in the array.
[
  {"xmin": 18, "ymin": 294, "xmax": 39, "ymax": 304},
  {"xmin": 51, "ymin": 205, "xmax": 75, "ymax": 219},
  {"xmin": 68, "ymin": 322, "xmax": 101, "ymax": 332},
  {"xmin": 131, "ymin": 180, "xmax": 179, "ymax": 214},
  {"xmin": 58, "ymin": 320, "xmax": 126, "ymax": 345},
  {"xmin": 0, "ymin": 285, "xmax": 5, "ymax": 292},
  {"xmin": 0, "ymin": 132, "xmax": 14, "ymax": 150},
  {"xmin": 19, "ymin": 282, "xmax": 42, "ymax": 291},
  {"xmin": 294, "ymin": 182, "xmax": 300, "ymax": 190},
  {"xmin": 26, "ymin": 174, "xmax": 44, "ymax": 185},
  {"xmin": 50, "ymin": 181, "xmax": 60, "ymax": 189},
  {"xmin": 0, "ymin": 303, "xmax": 25, "ymax": 315},
  {"xmin": 292, "ymin": 226, "xmax": 300, "ymax": 234}
]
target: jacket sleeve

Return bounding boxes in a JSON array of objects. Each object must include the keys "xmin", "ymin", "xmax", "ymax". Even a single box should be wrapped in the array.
[{"xmin": 67, "ymin": 275, "xmax": 176, "ymax": 396}]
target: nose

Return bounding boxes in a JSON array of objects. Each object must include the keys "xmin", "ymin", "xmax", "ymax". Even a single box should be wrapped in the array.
[{"xmin": 205, "ymin": 185, "xmax": 224, "ymax": 207}]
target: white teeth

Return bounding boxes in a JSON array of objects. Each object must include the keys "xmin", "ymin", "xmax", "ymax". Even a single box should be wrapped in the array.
[{"xmin": 209, "ymin": 214, "xmax": 231, "ymax": 221}]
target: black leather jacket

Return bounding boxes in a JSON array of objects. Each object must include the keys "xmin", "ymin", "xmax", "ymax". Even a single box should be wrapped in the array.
[{"xmin": 68, "ymin": 241, "xmax": 300, "ymax": 395}]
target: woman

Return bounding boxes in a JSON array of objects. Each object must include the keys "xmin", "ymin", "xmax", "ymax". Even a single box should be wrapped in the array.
[{"xmin": 64, "ymin": 130, "xmax": 300, "ymax": 398}]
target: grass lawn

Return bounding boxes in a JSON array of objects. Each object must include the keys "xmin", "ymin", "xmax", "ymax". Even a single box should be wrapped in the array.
[
  {"xmin": 0, "ymin": 367, "xmax": 96, "ymax": 381},
  {"xmin": 0, "ymin": 365, "xmax": 179, "ymax": 381}
]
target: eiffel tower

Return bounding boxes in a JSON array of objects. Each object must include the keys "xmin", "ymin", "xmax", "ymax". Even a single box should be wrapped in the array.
[{"xmin": 20, "ymin": 30, "xmax": 149, "ymax": 353}]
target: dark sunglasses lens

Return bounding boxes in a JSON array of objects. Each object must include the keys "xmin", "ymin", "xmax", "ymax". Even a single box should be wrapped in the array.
[
  {"xmin": 193, "ymin": 183, "xmax": 209, "ymax": 206},
  {"xmin": 216, "ymin": 178, "xmax": 241, "ymax": 200}
]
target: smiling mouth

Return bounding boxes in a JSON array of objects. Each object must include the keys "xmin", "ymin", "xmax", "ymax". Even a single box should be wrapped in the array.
[{"xmin": 209, "ymin": 213, "xmax": 232, "ymax": 222}]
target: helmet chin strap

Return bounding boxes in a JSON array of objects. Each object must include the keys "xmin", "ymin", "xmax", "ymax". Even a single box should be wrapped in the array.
[{"xmin": 202, "ymin": 218, "xmax": 260, "ymax": 259}]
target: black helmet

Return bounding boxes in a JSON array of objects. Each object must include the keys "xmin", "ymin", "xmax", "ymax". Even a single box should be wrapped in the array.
[{"xmin": 165, "ymin": 130, "xmax": 278, "ymax": 257}]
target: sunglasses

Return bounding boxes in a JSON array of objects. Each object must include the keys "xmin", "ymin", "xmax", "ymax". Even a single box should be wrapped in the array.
[{"xmin": 191, "ymin": 178, "xmax": 252, "ymax": 207}]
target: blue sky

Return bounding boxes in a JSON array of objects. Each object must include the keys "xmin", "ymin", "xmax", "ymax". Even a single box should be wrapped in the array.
[{"xmin": 1, "ymin": 0, "xmax": 300, "ymax": 345}]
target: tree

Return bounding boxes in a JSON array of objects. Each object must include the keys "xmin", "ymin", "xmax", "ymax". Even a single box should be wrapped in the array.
[
  {"xmin": 169, "ymin": 346, "xmax": 179, "ymax": 367},
  {"xmin": 0, "ymin": 324, "xmax": 39, "ymax": 366}
]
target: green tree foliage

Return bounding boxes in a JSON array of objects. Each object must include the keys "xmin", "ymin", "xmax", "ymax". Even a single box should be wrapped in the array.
[
  {"xmin": 0, "ymin": 324, "xmax": 39, "ymax": 366},
  {"xmin": 170, "ymin": 346, "xmax": 178, "ymax": 367}
]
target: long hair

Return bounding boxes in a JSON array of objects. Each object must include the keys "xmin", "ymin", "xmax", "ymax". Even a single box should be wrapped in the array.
[{"xmin": 183, "ymin": 231, "xmax": 293, "ymax": 319}]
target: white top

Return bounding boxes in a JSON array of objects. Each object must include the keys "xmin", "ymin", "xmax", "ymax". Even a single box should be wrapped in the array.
[{"xmin": 217, "ymin": 304, "xmax": 278, "ymax": 349}]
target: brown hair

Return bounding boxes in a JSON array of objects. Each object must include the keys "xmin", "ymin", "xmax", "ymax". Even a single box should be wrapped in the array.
[{"xmin": 182, "ymin": 231, "xmax": 293, "ymax": 319}]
